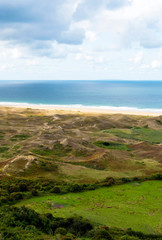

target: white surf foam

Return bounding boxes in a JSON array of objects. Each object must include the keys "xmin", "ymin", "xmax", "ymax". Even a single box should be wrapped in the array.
[{"xmin": 0, "ymin": 101, "xmax": 162, "ymax": 113}]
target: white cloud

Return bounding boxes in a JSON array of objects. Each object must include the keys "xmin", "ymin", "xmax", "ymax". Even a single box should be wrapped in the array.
[
  {"xmin": 11, "ymin": 48, "xmax": 22, "ymax": 59},
  {"xmin": 0, "ymin": 0, "xmax": 162, "ymax": 80},
  {"xmin": 0, "ymin": 64, "xmax": 7, "ymax": 70},
  {"xmin": 75, "ymin": 53, "xmax": 83, "ymax": 60},
  {"xmin": 130, "ymin": 51, "xmax": 143, "ymax": 64},
  {"xmin": 85, "ymin": 31, "xmax": 96, "ymax": 42},
  {"xmin": 151, "ymin": 60, "xmax": 162, "ymax": 69},
  {"xmin": 140, "ymin": 59, "xmax": 162, "ymax": 69},
  {"xmin": 85, "ymin": 55, "xmax": 94, "ymax": 61},
  {"xmin": 140, "ymin": 64, "xmax": 150, "ymax": 69},
  {"xmin": 25, "ymin": 59, "xmax": 39, "ymax": 66},
  {"xmin": 0, "ymin": 63, "xmax": 15, "ymax": 71},
  {"xmin": 87, "ymin": 0, "xmax": 162, "ymax": 49}
]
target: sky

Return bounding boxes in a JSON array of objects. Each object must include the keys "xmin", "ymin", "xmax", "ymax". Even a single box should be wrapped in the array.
[{"xmin": 0, "ymin": 0, "xmax": 162, "ymax": 80}]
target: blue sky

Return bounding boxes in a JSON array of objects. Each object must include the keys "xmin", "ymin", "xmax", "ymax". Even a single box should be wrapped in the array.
[{"xmin": 0, "ymin": 0, "xmax": 162, "ymax": 80}]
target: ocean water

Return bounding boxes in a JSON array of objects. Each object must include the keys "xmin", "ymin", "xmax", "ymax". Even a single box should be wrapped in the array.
[{"xmin": 0, "ymin": 80, "xmax": 162, "ymax": 112}]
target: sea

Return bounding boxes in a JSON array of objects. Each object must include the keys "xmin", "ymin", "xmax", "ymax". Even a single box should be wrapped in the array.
[{"xmin": 0, "ymin": 80, "xmax": 162, "ymax": 113}]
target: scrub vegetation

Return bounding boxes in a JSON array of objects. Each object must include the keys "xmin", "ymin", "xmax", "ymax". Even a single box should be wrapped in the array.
[{"xmin": 0, "ymin": 107, "xmax": 162, "ymax": 239}]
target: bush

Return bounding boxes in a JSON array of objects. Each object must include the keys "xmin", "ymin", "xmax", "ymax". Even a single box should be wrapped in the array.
[
  {"xmin": 19, "ymin": 183, "xmax": 28, "ymax": 192},
  {"xmin": 8, "ymin": 185, "xmax": 20, "ymax": 193},
  {"xmin": 10, "ymin": 192, "xmax": 23, "ymax": 201},
  {"xmin": 7, "ymin": 206, "xmax": 51, "ymax": 234},
  {"xmin": 68, "ymin": 184, "xmax": 83, "ymax": 192},
  {"xmin": 120, "ymin": 235, "xmax": 139, "ymax": 240},
  {"xmin": 132, "ymin": 177, "xmax": 140, "ymax": 182},
  {"xmin": 86, "ymin": 184, "xmax": 97, "ymax": 190},
  {"xmin": 1, "ymin": 230, "xmax": 20, "ymax": 240},
  {"xmin": 55, "ymin": 227, "xmax": 67, "ymax": 235},
  {"xmin": 51, "ymin": 186, "xmax": 61, "ymax": 193},
  {"xmin": 66, "ymin": 216, "xmax": 93, "ymax": 236},
  {"xmin": 92, "ymin": 229, "xmax": 113, "ymax": 240},
  {"xmin": 121, "ymin": 178, "xmax": 132, "ymax": 183},
  {"xmin": 0, "ymin": 197, "xmax": 9, "ymax": 205},
  {"xmin": 44, "ymin": 213, "xmax": 53, "ymax": 220},
  {"xmin": 104, "ymin": 177, "xmax": 115, "ymax": 186},
  {"xmin": 151, "ymin": 173, "xmax": 162, "ymax": 180},
  {"xmin": 31, "ymin": 189, "xmax": 38, "ymax": 196},
  {"xmin": 61, "ymin": 233, "xmax": 75, "ymax": 240}
]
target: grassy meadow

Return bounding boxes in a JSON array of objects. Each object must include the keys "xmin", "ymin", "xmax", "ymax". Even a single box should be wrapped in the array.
[
  {"xmin": 103, "ymin": 127, "xmax": 162, "ymax": 144},
  {"xmin": 16, "ymin": 180, "xmax": 162, "ymax": 234}
]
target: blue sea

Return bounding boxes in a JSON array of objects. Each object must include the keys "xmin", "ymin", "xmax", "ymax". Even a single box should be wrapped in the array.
[{"xmin": 0, "ymin": 80, "xmax": 162, "ymax": 113}]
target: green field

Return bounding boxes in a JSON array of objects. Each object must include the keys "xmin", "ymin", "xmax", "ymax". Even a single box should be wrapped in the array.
[
  {"xmin": 103, "ymin": 127, "xmax": 162, "ymax": 144},
  {"xmin": 16, "ymin": 180, "xmax": 162, "ymax": 234},
  {"xmin": 94, "ymin": 141, "xmax": 131, "ymax": 151}
]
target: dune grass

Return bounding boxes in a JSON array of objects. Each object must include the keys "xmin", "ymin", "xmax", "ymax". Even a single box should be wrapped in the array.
[
  {"xmin": 0, "ymin": 146, "xmax": 9, "ymax": 153},
  {"xmin": 15, "ymin": 180, "xmax": 162, "ymax": 234},
  {"xmin": 32, "ymin": 143, "xmax": 71, "ymax": 157},
  {"xmin": 10, "ymin": 134, "xmax": 30, "ymax": 141}
]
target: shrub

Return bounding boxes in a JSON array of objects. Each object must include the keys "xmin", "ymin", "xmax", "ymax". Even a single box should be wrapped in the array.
[
  {"xmin": 86, "ymin": 184, "xmax": 97, "ymax": 190},
  {"xmin": 55, "ymin": 227, "xmax": 67, "ymax": 235},
  {"xmin": 1, "ymin": 230, "xmax": 20, "ymax": 240},
  {"xmin": 44, "ymin": 213, "xmax": 53, "ymax": 220},
  {"xmin": 120, "ymin": 235, "xmax": 139, "ymax": 240},
  {"xmin": 19, "ymin": 183, "xmax": 28, "ymax": 192},
  {"xmin": 51, "ymin": 186, "xmax": 61, "ymax": 193},
  {"xmin": 66, "ymin": 216, "xmax": 93, "ymax": 236},
  {"xmin": 8, "ymin": 206, "xmax": 51, "ymax": 234},
  {"xmin": 0, "ymin": 197, "xmax": 9, "ymax": 205},
  {"xmin": 8, "ymin": 185, "xmax": 20, "ymax": 193},
  {"xmin": 121, "ymin": 178, "xmax": 132, "ymax": 183},
  {"xmin": 68, "ymin": 184, "xmax": 83, "ymax": 192},
  {"xmin": 151, "ymin": 173, "xmax": 162, "ymax": 180},
  {"xmin": 104, "ymin": 177, "xmax": 115, "ymax": 186},
  {"xmin": 10, "ymin": 192, "xmax": 23, "ymax": 201},
  {"xmin": 31, "ymin": 189, "xmax": 38, "ymax": 196},
  {"xmin": 132, "ymin": 177, "xmax": 140, "ymax": 182},
  {"xmin": 61, "ymin": 233, "xmax": 75, "ymax": 240},
  {"xmin": 92, "ymin": 229, "xmax": 113, "ymax": 240}
]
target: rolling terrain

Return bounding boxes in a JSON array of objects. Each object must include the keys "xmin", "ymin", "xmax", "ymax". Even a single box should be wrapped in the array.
[
  {"xmin": 0, "ymin": 107, "xmax": 162, "ymax": 182},
  {"xmin": 0, "ymin": 107, "xmax": 162, "ymax": 239}
]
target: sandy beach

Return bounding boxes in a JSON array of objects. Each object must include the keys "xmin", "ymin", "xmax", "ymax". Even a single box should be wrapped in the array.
[{"xmin": 0, "ymin": 103, "xmax": 161, "ymax": 116}]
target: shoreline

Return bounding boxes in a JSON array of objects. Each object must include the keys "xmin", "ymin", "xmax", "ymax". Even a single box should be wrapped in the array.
[{"xmin": 0, "ymin": 102, "xmax": 161, "ymax": 116}]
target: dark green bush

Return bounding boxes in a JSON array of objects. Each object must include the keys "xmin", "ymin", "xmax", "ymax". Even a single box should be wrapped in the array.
[
  {"xmin": 19, "ymin": 183, "xmax": 28, "ymax": 192},
  {"xmin": 121, "ymin": 178, "xmax": 132, "ymax": 183},
  {"xmin": 61, "ymin": 233, "xmax": 75, "ymax": 240},
  {"xmin": 8, "ymin": 185, "xmax": 20, "ymax": 193},
  {"xmin": 66, "ymin": 216, "xmax": 93, "ymax": 236},
  {"xmin": 92, "ymin": 229, "xmax": 113, "ymax": 240},
  {"xmin": 68, "ymin": 184, "xmax": 83, "ymax": 192},
  {"xmin": 10, "ymin": 192, "xmax": 23, "ymax": 201},
  {"xmin": 51, "ymin": 186, "xmax": 61, "ymax": 193},
  {"xmin": 104, "ymin": 177, "xmax": 115, "ymax": 186},
  {"xmin": 151, "ymin": 173, "xmax": 162, "ymax": 180},
  {"xmin": 0, "ymin": 197, "xmax": 9, "ymax": 205},
  {"xmin": 54, "ymin": 227, "xmax": 67, "ymax": 235},
  {"xmin": 31, "ymin": 189, "xmax": 38, "ymax": 196}
]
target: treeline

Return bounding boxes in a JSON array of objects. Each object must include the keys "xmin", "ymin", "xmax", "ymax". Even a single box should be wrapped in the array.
[
  {"xmin": 0, "ymin": 206, "xmax": 162, "ymax": 240},
  {"xmin": 0, "ymin": 173, "xmax": 162, "ymax": 206}
]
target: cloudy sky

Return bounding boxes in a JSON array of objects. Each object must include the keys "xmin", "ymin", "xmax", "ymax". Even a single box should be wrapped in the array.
[{"xmin": 0, "ymin": 0, "xmax": 162, "ymax": 80}]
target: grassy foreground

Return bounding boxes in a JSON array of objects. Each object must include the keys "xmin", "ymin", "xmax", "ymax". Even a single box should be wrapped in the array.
[{"xmin": 16, "ymin": 180, "xmax": 162, "ymax": 235}]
